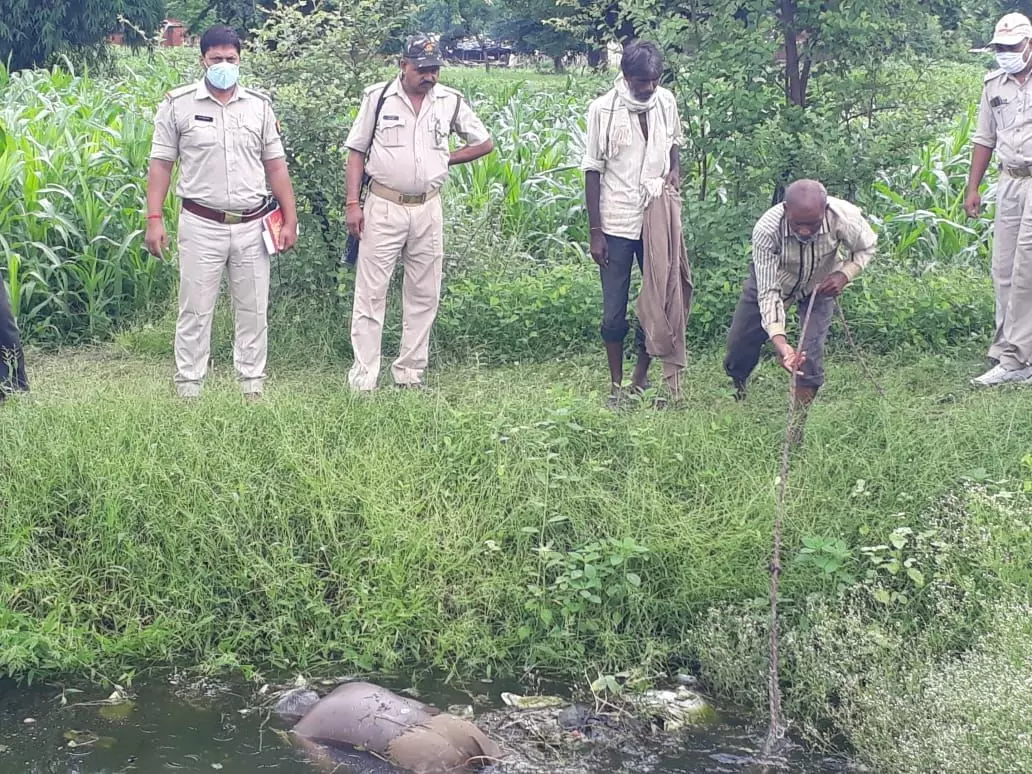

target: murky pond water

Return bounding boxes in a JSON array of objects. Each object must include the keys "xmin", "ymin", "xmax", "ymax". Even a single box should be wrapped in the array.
[{"xmin": 0, "ymin": 674, "xmax": 853, "ymax": 773}]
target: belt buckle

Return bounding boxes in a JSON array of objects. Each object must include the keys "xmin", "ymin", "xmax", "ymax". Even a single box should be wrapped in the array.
[
  {"xmin": 400, "ymin": 193, "xmax": 424, "ymax": 205},
  {"xmin": 223, "ymin": 210, "xmax": 243, "ymax": 224}
]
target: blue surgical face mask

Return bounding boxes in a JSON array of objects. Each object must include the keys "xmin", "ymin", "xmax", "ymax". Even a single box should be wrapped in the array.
[{"xmin": 206, "ymin": 62, "xmax": 240, "ymax": 91}]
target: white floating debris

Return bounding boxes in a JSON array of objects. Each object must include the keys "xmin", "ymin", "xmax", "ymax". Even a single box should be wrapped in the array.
[
  {"xmin": 501, "ymin": 693, "xmax": 565, "ymax": 710},
  {"xmin": 631, "ymin": 687, "xmax": 715, "ymax": 731}
]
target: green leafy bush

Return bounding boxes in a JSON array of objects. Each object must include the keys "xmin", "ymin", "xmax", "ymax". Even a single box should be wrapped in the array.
[
  {"xmin": 0, "ymin": 64, "xmax": 176, "ymax": 343},
  {"xmin": 246, "ymin": 0, "xmax": 414, "ymax": 293}
]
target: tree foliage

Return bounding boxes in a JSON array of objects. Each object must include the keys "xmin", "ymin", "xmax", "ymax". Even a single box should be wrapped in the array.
[
  {"xmin": 414, "ymin": 0, "xmax": 501, "ymax": 48},
  {"xmin": 0, "ymin": 0, "xmax": 165, "ymax": 71},
  {"xmin": 613, "ymin": 0, "xmax": 980, "ymax": 264},
  {"xmin": 493, "ymin": 0, "xmax": 588, "ymax": 62},
  {"xmin": 245, "ymin": 0, "xmax": 416, "ymax": 290}
]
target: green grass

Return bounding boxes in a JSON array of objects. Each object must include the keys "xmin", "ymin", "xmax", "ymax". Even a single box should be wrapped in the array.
[
  {"xmin": 0, "ymin": 47, "xmax": 1029, "ymax": 774},
  {"xmin": 1, "ymin": 336, "xmax": 1029, "ymax": 669},
  {"xmin": 3, "ymin": 324, "xmax": 1032, "ymax": 771}
]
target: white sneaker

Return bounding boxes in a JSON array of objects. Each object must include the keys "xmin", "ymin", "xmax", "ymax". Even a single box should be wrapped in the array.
[{"xmin": 970, "ymin": 363, "xmax": 1032, "ymax": 386}]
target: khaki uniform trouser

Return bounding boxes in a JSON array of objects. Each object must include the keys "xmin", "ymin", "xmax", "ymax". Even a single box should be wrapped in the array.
[
  {"xmin": 349, "ymin": 192, "xmax": 444, "ymax": 391},
  {"xmin": 174, "ymin": 209, "xmax": 270, "ymax": 396},
  {"xmin": 991, "ymin": 174, "xmax": 1032, "ymax": 369}
]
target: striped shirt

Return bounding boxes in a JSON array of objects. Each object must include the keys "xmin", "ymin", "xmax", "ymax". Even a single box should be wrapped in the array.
[{"xmin": 752, "ymin": 197, "xmax": 877, "ymax": 339}]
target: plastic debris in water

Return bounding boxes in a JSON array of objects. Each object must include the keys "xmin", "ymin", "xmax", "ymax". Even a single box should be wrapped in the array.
[
  {"xmin": 500, "ymin": 693, "xmax": 566, "ymax": 710},
  {"xmin": 631, "ymin": 687, "xmax": 716, "ymax": 732}
]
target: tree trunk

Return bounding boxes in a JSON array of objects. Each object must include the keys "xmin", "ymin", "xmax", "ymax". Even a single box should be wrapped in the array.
[
  {"xmin": 552, "ymin": 54, "xmax": 565, "ymax": 73},
  {"xmin": 773, "ymin": 0, "xmax": 813, "ymax": 204},
  {"xmin": 779, "ymin": 0, "xmax": 804, "ymax": 107}
]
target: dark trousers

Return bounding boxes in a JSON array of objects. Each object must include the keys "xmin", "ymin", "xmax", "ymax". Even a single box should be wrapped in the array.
[
  {"xmin": 723, "ymin": 265, "xmax": 834, "ymax": 389},
  {"xmin": 599, "ymin": 233, "xmax": 646, "ymax": 351},
  {"xmin": 0, "ymin": 281, "xmax": 28, "ymax": 397}
]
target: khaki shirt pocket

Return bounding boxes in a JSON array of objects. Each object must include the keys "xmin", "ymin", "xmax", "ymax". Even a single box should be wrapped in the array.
[
  {"xmin": 993, "ymin": 100, "xmax": 1019, "ymax": 131},
  {"xmin": 377, "ymin": 116, "xmax": 407, "ymax": 148},
  {"xmin": 429, "ymin": 114, "xmax": 450, "ymax": 150},
  {"xmin": 183, "ymin": 118, "xmax": 219, "ymax": 150},
  {"xmin": 231, "ymin": 113, "xmax": 264, "ymax": 156}
]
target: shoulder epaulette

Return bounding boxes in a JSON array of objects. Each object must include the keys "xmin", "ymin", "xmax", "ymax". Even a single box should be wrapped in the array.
[
  {"xmin": 243, "ymin": 86, "xmax": 273, "ymax": 102},
  {"xmin": 164, "ymin": 83, "xmax": 196, "ymax": 101},
  {"xmin": 985, "ymin": 68, "xmax": 1006, "ymax": 82}
]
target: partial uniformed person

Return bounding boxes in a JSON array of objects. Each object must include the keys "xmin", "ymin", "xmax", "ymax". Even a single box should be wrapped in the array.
[
  {"xmin": 0, "ymin": 280, "xmax": 28, "ymax": 401},
  {"xmin": 344, "ymin": 34, "xmax": 494, "ymax": 392},
  {"xmin": 145, "ymin": 25, "xmax": 298, "ymax": 400},
  {"xmin": 967, "ymin": 12, "xmax": 1032, "ymax": 386}
]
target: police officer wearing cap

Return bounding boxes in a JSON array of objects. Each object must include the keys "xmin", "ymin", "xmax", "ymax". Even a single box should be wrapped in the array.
[
  {"xmin": 145, "ymin": 25, "xmax": 299, "ymax": 400},
  {"xmin": 344, "ymin": 34, "xmax": 494, "ymax": 392},
  {"xmin": 968, "ymin": 12, "xmax": 1032, "ymax": 387}
]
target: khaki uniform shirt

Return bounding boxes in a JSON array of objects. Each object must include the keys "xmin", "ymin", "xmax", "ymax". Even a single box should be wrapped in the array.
[
  {"xmin": 150, "ymin": 81, "xmax": 286, "ymax": 212},
  {"xmin": 345, "ymin": 77, "xmax": 490, "ymax": 196},
  {"xmin": 752, "ymin": 196, "xmax": 878, "ymax": 339},
  {"xmin": 973, "ymin": 68, "xmax": 1032, "ymax": 167}
]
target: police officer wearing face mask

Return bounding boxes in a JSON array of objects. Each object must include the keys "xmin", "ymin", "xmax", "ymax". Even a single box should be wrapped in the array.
[
  {"xmin": 145, "ymin": 25, "xmax": 298, "ymax": 401},
  {"xmin": 967, "ymin": 13, "xmax": 1032, "ymax": 387},
  {"xmin": 723, "ymin": 180, "xmax": 877, "ymax": 445}
]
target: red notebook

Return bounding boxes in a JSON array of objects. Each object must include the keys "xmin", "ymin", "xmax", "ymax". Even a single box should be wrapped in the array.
[{"xmin": 261, "ymin": 207, "xmax": 284, "ymax": 254}]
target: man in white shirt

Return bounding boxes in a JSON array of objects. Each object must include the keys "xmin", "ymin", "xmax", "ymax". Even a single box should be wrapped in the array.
[{"xmin": 581, "ymin": 40, "xmax": 684, "ymax": 406}]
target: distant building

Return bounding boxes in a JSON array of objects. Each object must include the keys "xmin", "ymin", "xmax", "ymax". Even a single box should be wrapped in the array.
[
  {"xmin": 108, "ymin": 19, "xmax": 190, "ymax": 47},
  {"xmin": 162, "ymin": 19, "xmax": 189, "ymax": 47},
  {"xmin": 445, "ymin": 38, "xmax": 514, "ymax": 66}
]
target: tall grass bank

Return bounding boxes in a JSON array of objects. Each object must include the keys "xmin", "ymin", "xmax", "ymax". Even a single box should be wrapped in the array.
[{"xmin": 4, "ymin": 349, "xmax": 1032, "ymax": 773}]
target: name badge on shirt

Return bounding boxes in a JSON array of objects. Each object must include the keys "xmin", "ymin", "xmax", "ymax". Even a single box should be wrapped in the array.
[{"xmin": 194, "ymin": 115, "xmax": 214, "ymax": 122}]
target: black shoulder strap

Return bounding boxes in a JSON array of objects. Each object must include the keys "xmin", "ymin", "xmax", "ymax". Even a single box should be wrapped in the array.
[
  {"xmin": 365, "ymin": 85, "xmax": 390, "ymax": 162},
  {"xmin": 450, "ymin": 93, "xmax": 462, "ymax": 133}
]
